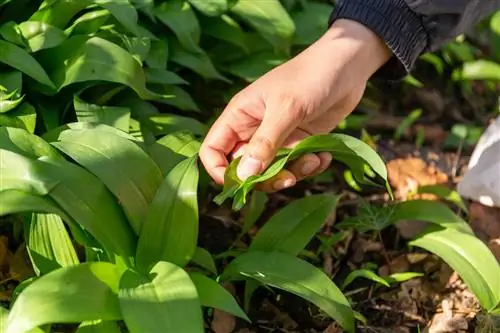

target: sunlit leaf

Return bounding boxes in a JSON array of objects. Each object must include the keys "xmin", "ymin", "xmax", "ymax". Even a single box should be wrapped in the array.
[
  {"xmin": 18, "ymin": 21, "xmax": 66, "ymax": 52},
  {"xmin": 75, "ymin": 320, "xmax": 121, "ymax": 333},
  {"xmin": 342, "ymin": 269, "xmax": 390, "ymax": 289},
  {"xmin": 221, "ymin": 251, "xmax": 354, "ymax": 332},
  {"xmin": 119, "ymin": 261, "xmax": 204, "ymax": 333},
  {"xmin": 73, "ymin": 96, "xmax": 131, "ymax": 132},
  {"xmin": 188, "ymin": 0, "xmax": 227, "ymax": 16},
  {"xmin": 6, "ymin": 262, "xmax": 123, "ymax": 333}
]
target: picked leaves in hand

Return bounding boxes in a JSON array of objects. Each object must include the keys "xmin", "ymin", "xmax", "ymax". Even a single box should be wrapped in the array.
[{"xmin": 214, "ymin": 133, "xmax": 390, "ymax": 210}]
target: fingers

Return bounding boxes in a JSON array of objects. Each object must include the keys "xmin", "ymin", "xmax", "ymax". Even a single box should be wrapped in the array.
[
  {"xmin": 255, "ymin": 169, "xmax": 296, "ymax": 193},
  {"xmin": 236, "ymin": 99, "xmax": 303, "ymax": 181}
]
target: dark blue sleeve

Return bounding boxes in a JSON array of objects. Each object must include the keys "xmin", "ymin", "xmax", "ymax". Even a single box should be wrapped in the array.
[{"xmin": 329, "ymin": 0, "xmax": 500, "ymax": 79}]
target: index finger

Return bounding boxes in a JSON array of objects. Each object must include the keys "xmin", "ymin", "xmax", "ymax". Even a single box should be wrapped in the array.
[{"xmin": 200, "ymin": 113, "xmax": 240, "ymax": 185}]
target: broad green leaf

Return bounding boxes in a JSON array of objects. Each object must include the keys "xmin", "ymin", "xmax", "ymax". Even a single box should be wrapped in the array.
[
  {"xmin": 170, "ymin": 39, "xmax": 229, "ymax": 82},
  {"xmin": 250, "ymin": 194, "xmax": 339, "ymax": 256},
  {"xmin": 52, "ymin": 127, "xmax": 163, "ymax": 234},
  {"xmin": 410, "ymin": 227, "xmax": 500, "ymax": 312},
  {"xmin": 191, "ymin": 247, "xmax": 217, "ymax": 275},
  {"xmin": 0, "ymin": 149, "xmax": 136, "ymax": 260},
  {"xmin": 0, "ymin": 21, "xmax": 27, "ymax": 48},
  {"xmin": 390, "ymin": 200, "xmax": 473, "ymax": 234},
  {"xmin": 43, "ymin": 121, "xmax": 140, "ymax": 144},
  {"xmin": 145, "ymin": 114, "xmax": 208, "ymax": 136},
  {"xmin": 188, "ymin": 0, "xmax": 228, "ymax": 16},
  {"xmin": 190, "ymin": 273, "xmax": 249, "ymax": 321},
  {"xmin": 74, "ymin": 96, "xmax": 131, "ymax": 132},
  {"xmin": 412, "ymin": 185, "xmax": 468, "ymax": 213},
  {"xmin": 145, "ymin": 40, "xmax": 168, "ymax": 69},
  {"xmin": 0, "ymin": 102, "xmax": 37, "ymax": 133},
  {"xmin": 215, "ymin": 133, "xmax": 389, "ymax": 210},
  {"xmin": 291, "ymin": 2, "xmax": 331, "ymax": 45},
  {"xmin": 0, "ymin": 71, "xmax": 22, "ymax": 93},
  {"xmin": 26, "ymin": 213, "xmax": 80, "ymax": 275},
  {"xmin": 44, "ymin": 36, "xmax": 162, "ymax": 100},
  {"xmin": 32, "ymin": 0, "xmax": 141, "ymax": 36},
  {"xmin": 153, "ymin": 85, "xmax": 200, "ymax": 111},
  {"xmin": 0, "ymin": 307, "xmax": 43, "ymax": 333},
  {"xmin": 18, "ymin": 21, "xmax": 66, "ymax": 52},
  {"xmin": 156, "ymin": 131, "xmax": 201, "ymax": 157},
  {"xmin": 65, "ymin": 9, "xmax": 111, "ymax": 36},
  {"xmin": 342, "ymin": 269, "xmax": 390, "ymax": 289},
  {"xmin": 76, "ymin": 320, "xmax": 121, "ymax": 333},
  {"xmin": 136, "ymin": 155, "xmax": 199, "ymax": 271},
  {"xmin": 221, "ymin": 251, "xmax": 354, "ymax": 332},
  {"xmin": 145, "ymin": 68, "xmax": 188, "ymax": 85},
  {"xmin": 200, "ymin": 15, "xmax": 248, "ymax": 51},
  {"xmin": 222, "ymin": 51, "xmax": 288, "ymax": 82},
  {"xmin": 0, "ymin": 40, "xmax": 55, "ymax": 89},
  {"xmin": 455, "ymin": 60, "xmax": 500, "ymax": 81},
  {"xmin": 6, "ymin": 262, "xmax": 123, "ymax": 333},
  {"xmin": 156, "ymin": 0, "xmax": 202, "ymax": 53},
  {"xmin": 230, "ymin": 0, "xmax": 295, "ymax": 52},
  {"xmin": 119, "ymin": 261, "xmax": 204, "ymax": 333}
]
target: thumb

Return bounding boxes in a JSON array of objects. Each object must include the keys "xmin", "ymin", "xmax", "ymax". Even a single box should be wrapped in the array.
[{"xmin": 236, "ymin": 103, "xmax": 302, "ymax": 181}]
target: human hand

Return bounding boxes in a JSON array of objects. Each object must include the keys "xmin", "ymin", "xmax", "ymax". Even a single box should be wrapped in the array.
[{"xmin": 200, "ymin": 19, "xmax": 391, "ymax": 192}]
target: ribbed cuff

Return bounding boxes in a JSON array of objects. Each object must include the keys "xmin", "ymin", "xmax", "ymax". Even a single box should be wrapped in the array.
[{"xmin": 329, "ymin": 0, "xmax": 428, "ymax": 80}]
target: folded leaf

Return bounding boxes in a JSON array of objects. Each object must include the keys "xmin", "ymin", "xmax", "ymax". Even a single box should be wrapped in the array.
[
  {"xmin": 6, "ymin": 262, "xmax": 123, "ymax": 333},
  {"xmin": 73, "ymin": 96, "xmax": 131, "ymax": 132},
  {"xmin": 190, "ymin": 273, "xmax": 249, "ymax": 321},
  {"xmin": 18, "ymin": 21, "xmax": 66, "ymax": 52},
  {"xmin": 156, "ymin": 0, "xmax": 202, "ymax": 53},
  {"xmin": 52, "ymin": 127, "xmax": 163, "ymax": 234},
  {"xmin": 119, "ymin": 261, "xmax": 204, "ymax": 333},
  {"xmin": 215, "ymin": 133, "xmax": 389, "ymax": 210},
  {"xmin": 26, "ymin": 213, "xmax": 80, "ymax": 275},
  {"xmin": 410, "ymin": 227, "xmax": 500, "ymax": 312},
  {"xmin": 221, "ymin": 251, "xmax": 354, "ymax": 333},
  {"xmin": 0, "ymin": 40, "xmax": 55, "ymax": 89},
  {"xmin": 250, "ymin": 194, "xmax": 339, "ymax": 256},
  {"xmin": 136, "ymin": 155, "xmax": 199, "ymax": 271}
]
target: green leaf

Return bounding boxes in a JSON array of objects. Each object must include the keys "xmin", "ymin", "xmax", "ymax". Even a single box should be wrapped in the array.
[
  {"xmin": 384, "ymin": 272, "xmax": 424, "ymax": 285},
  {"xmin": 65, "ymin": 9, "xmax": 110, "ymax": 36},
  {"xmin": 0, "ymin": 93, "xmax": 24, "ymax": 113},
  {"xmin": 0, "ymin": 102, "xmax": 37, "ymax": 133},
  {"xmin": 26, "ymin": 213, "xmax": 80, "ymax": 275},
  {"xmin": 188, "ymin": 0, "xmax": 228, "ymax": 16},
  {"xmin": 6, "ymin": 262, "xmax": 123, "ymax": 333},
  {"xmin": 0, "ymin": 71, "xmax": 22, "ymax": 93},
  {"xmin": 145, "ymin": 68, "xmax": 187, "ymax": 85},
  {"xmin": 119, "ymin": 261, "xmax": 204, "ymax": 333},
  {"xmin": 201, "ymin": 15, "xmax": 248, "ymax": 51},
  {"xmin": 18, "ymin": 21, "xmax": 66, "ymax": 52},
  {"xmin": 291, "ymin": 2, "xmax": 331, "ymax": 45},
  {"xmin": 153, "ymin": 85, "xmax": 200, "ymax": 112},
  {"xmin": 156, "ymin": 131, "xmax": 201, "ymax": 157},
  {"xmin": 410, "ymin": 227, "xmax": 500, "ymax": 312},
  {"xmin": 222, "ymin": 51, "xmax": 288, "ymax": 82},
  {"xmin": 43, "ymin": 36, "xmax": 162, "ymax": 100},
  {"xmin": 191, "ymin": 247, "xmax": 217, "ymax": 275},
  {"xmin": 51, "ymin": 127, "xmax": 163, "ymax": 235},
  {"xmin": 215, "ymin": 133, "xmax": 389, "ymax": 210},
  {"xmin": 190, "ymin": 273, "xmax": 249, "ymax": 321},
  {"xmin": 76, "ymin": 320, "xmax": 121, "ymax": 333},
  {"xmin": 456, "ymin": 60, "xmax": 500, "ymax": 81},
  {"xmin": 0, "ymin": 40, "xmax": 55, "ymax": 89},
  {"xmin": 145, "ymin": 40, "xmax": 168, "ymax": 69},
  {"xmin": 32, "ymin": 0, "xmax": 141, "ymax": 36},
  {"xmin": 156, "ymin": 0, "xmax": 202, "ymax": 53},
  {"xmin": 240, "ymin": 191, "xmax": 268, "ymax": 237},
  {"xmin": 229, "ymin": 0, "xmax": 295, "ymax": 53},
  {"xmin": 413, "ymin": 185, "xmax": 468, "ymax": 213},
  {"xmin": 221, "ymin": 251, "xmax": 354, "ymax": 333},
  {"xmin": 170, "ymin": 39, "xmax": 229, "ymax": 82},
  {"xmin": 0, "ymin": 149, "xmax": 136, "ymax": 260},
  {"xmin": 0, "ymin": 307, "xmax": 43, "ymax": 333},
  {"xmin": 145, "ymin": 114, "xmax": 208, "ymax": 136},
  {"xmin": 0, "ymin": 21, "xmax": 27, "ymax": 48},
  {"xmin": 390, "ymin": 200, "xmax": 473, "ymax": 234},
  {"xmin": 342, "ymin": 269, "xmax": 390, "ymax": 289},
  {"xmin": 73, "ymin": 96, "xmax": 131, "ymax": 132},
  {"xmin": 136, "ymin": 155, "xmax": 199, "ymax": 271},
  {"xmin": 491, "ymin": 11, "xmax": 500, "ymax": 36},
  {"xmin": 250, "ymin": 194, "xmax": 339, "ymax": 256}
]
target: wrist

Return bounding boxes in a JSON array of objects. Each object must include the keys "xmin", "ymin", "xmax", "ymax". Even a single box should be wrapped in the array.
[{"xmin": 317, "ymin": 19, "xmax": 392, "ymax": 79}]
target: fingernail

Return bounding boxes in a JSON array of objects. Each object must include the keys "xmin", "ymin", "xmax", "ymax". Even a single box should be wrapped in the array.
[
  {"xmin": 301, "ymin": 161, "xmax": 319, "ymax": 176},
  {"xmin": 237, "ymin": 156, "xmax": 262, "ymax": 181},
  {"xmin": 273, "ymin": 178, "xmax": 295, "ymax": 191}
]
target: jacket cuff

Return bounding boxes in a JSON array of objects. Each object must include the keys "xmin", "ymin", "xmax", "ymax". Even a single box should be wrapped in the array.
[{"xmin": 329, "ymin": 0, "xmax": 429, "ymax": 80}]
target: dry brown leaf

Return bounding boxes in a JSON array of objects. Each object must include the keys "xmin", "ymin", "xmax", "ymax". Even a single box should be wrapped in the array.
[{"xmin": 8, "ymin": 243, "xmax": 34, "ymax": 282}]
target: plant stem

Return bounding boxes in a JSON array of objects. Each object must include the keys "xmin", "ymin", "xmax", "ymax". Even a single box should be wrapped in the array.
[{"xmin": 377, "ymin": 231, "xmax": 392, "ymax": 267}]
